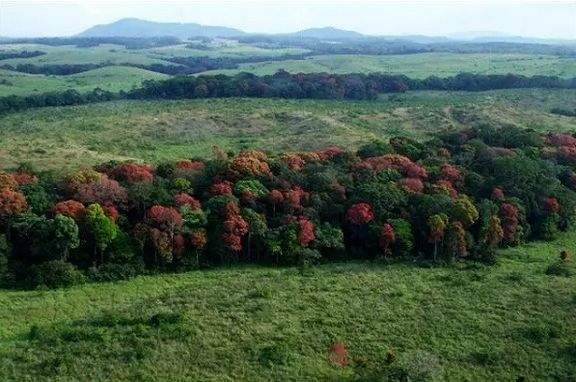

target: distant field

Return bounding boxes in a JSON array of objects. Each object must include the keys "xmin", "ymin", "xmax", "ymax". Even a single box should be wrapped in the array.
[
  {"xmin": 0, "ymin": 66, "xmax": 168, "ymax": 96},
  {"xmin": 0, "ymin": 42, "xmax": 309, "ymax": 96},
  {"xmin": 199, "ymin": 52, "xmax": 576, "ymax": 78},
  {"xmin": 0, "ymin": 88, "xmax": 574, "ymax": 171},
  {"xmin": 0, "ymin": 43, "xmax": 308, "ymax": 66},
  {"xmin": 1, "ymin": 229, "xmax": 575, "ymax": 381}
]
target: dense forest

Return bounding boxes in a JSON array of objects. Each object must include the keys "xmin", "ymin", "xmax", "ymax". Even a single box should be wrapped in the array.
[
  {"xmin": 1, "ymin": 71, "xmax": 575, "ymax": 114},
  {"xmin": 1, "ymin": 125, "xmax": 575, "ymax": 289}
]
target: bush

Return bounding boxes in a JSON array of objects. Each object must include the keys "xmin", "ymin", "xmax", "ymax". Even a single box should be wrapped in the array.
[
  {"xmin": 87, "ymin": 262, "xmax": 143, "ymax": 282},
  {"xmin": 401, "ymin": 351, "xmax": 443, "ymax": 382},
  {"xmin": 28, "ymin": 260, "xmax": 85, "ymax": 289},
  {"xmin": 546, "ymin": 261, "xmax": 574, "ymax": 277}
]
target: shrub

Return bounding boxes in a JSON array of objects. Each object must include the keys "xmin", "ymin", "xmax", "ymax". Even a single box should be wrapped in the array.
[
  {"xmin": 87, "ymin": 263, "xmax": 142, "ymax": 282},
  {"xmin": 545, "ymin": 261, "xmax": 573, "ymax": 277},
  {"xmin": 401, "ymin": 351, "xmax": 443, "ymax": 382},
  {"xmin": 28, "ymin": 260, "xmax": 85, "ymax": 289},
  {"xmin": 148, "ymin": 312, "xmax": 183, "ymax": 327}
]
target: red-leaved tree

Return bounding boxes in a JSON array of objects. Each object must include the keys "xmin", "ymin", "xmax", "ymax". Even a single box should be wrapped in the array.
[
  {"xmin": 53, "ymin": 200, "xmax": 86, "ymax": 221},
  {"xmin": 346, "ymin": 203, "xmax": 374, "ymax": 225}
]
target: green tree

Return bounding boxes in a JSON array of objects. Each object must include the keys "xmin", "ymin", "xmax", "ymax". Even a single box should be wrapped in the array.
[
  {"xmin": 85, "ymin": 204, "xmax": 117, "ymax": 265},
  {"xmin": 52, "ymin": 214, "xmax": 80, "ymax": 261}
]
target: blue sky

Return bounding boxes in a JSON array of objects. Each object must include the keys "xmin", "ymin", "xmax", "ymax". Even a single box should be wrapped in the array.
[{"xmin": 1, "ymin": 1, "xmax": 575, "ymax": 38}]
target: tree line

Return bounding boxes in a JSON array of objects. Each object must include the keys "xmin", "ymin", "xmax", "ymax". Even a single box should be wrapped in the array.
[
  {"xmin": 1, "ymin": 125, "xmax": 575, "ymax": 289},
  {"xmin": 0, "ymin": 71, "xmax": 575, "ymax": 114}
]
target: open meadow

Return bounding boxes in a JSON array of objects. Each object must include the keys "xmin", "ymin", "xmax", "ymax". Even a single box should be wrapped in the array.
[
  {"xmin": 199, "ymin": 52, "xmax": 576, "ymax": 78},
  {"xmin": 0, "ymin": 88, "xmax": 574, "ymax": 171},
  {"xmin": 1, "ymin": 230, "xmax": 575, "ymax": 381}
]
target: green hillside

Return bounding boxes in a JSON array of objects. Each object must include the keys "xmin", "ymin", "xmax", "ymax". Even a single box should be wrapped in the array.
[
  {"xmin": 199, "ymin": 52, "xmax": 576, "ymax": 78},
  {"xmin": 0, "ymin": 89, "xmax": 574, "ymax": 171},
  {"xmin": 0, "ymin": 66, "xmax": 168, "ymax": 97}
]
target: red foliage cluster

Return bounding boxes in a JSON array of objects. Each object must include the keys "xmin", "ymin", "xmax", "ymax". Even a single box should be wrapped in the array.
[
  {"xmin": 379, "ymin": 223, "xmax": 396, "ymax": 255},
  {"xmin": 499, "ymin": 203, "xmax": 519, "ymax": 244},
  {"xmin": 176, "ymin": 160, "xmax": 204, "ymax": 170},
  {"xmin": 190, "ymin": 230, "xmax": 207, "ymax": 249},
  {"xmin": 53, "ymin": 200, "xmax": 85, "ymax": 220},
  {"xmin": 111, "ymin": 163, "xmax": 154, "ymax": 183},
  {"xmin": 298, "ymin": 218, "xmax": 315, "ymax": 247},
  {"xmin": 269, "ymin": 189, "xmax": 284, "ymax": 205},
  {"xmin": 346, "ymin": 203, "xmax": 374, "ymax": 225},
  {"xmin": 74, "ymin": 176, "xmax": 127, "ymax": 207},
  {"xmin": 441, "ymin": 164, "xmax": 463, "ymax": 186},
  {"xmin": 230, "ymin": 151, "xmax": 271, "ymax": 177},
  {"xmin": 175, "ymin": 160, "xmax": 204, "ymax": 178},
  {"xmin": 284, "ymin": 186, "xmax": 310, "ymax": 211},
  {"xmin": 547, "ymin": 134, "xmax": 576, "ymax": 148},
  {"xmin": 283, "ymin": 154, "xmax": 306, "ymax": 171},
  {"xmin": 222, "ymin": 215, "xmax": 249, "ymax": 252},
  {"xmin": 491, "ymin": 187, "xmax": 505, "ymax": 201},
  {"xmin": 221, "ymin": 200, "xmax": 248, "ymax": 252},
  {"xmin": 0, "ymin": 172, "xmax": 17, "ymax": 191},
  {"xmin": 146, "ymin": 205, "xmax": 183, "ymax": 231},
  {"xmin": 175, "ymin": 193, "xmax": 201, "ymax": 210},
  {"xmin": 398, "ymin": 177, "xmax": 424, "ymax": 194},
  {"xmin": 0, "ymin": 190, "xmax": 27, "ymax": 216},
  {"xmin": 361, "ymin": 154, "xmax": 427, "ymax": 179},
  {"xmin": 328, "ymin": 343, "xmax": 347, "ymax": 367},
  {"xmin": 103, "ymin": 205, "xmax": 119, "ymax": 221},
  {"xmin": 210, "ymin": 180, "xmax": 233, "ymax": 195},
  {"xmin": 13, "ymin": 173, "xmax": 38, "ymax": 185},
  {"xmin": 317, "ymin": 147, "xmax": 344, "ymax": 160},
  {"xmin": 544, "ymin": 198, "xmax": 561, "ymax": 214}
]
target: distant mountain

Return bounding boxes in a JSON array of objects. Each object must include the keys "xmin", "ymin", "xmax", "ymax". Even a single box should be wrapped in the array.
[
  {"xmin": 77, "ymin": 18, "xmax": 245, "ymax": 39},
  {"xmin": 287, "ymin": 27, "xmax": 364, "ymax": 39}
]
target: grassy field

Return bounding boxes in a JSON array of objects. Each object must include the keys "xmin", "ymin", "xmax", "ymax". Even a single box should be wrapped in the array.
[
  {"xmin": 0, "ymin": 43, "xmax": 308, "ymax": 66},
  {"xmin": 0, "ymin": 66, "xmax": 168, "ymax": 97},
  {"xmin": 0, "ymin": 230, "xmax": 574, "ymax": 381},
  {"xmin": 0, "ymin": 42, "xmax": 308, "ymax": 96},
  {"xmin": 0, "ymin": 89, "xmax": 574, "ymax": 171},
  {"xmin": 2, "ymin": 46, "xmax": 575, "ymax": 98},
  {"xmin": 199, "ymin": 52, "xmax": 576, "ymax": 78}
]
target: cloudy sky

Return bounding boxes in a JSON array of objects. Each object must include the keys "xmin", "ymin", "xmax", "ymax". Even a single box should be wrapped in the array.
[{"xmin": 1, "ymin": 0, "xmax": 575, "ymax": 39}]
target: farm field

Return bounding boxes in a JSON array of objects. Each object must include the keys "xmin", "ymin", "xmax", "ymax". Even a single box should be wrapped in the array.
[
  {"xmin": 0, "ymin": 230, "xmax": 575, "ymax": 381},
  {"xmin": 0, "ymin": 88, "xmax": 574, "ymax": 171},
  {"xmin": 199, "ymin": 52, "xmax": 576, "ymax": 78}
]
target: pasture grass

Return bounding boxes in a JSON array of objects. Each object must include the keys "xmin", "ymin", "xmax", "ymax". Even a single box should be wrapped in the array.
[
  {"xmin": 0, "ymin": 89, "xmax": 575, "ymax": 171},
  {"xmin": 0, "ymin": 231, "xmax": 574, "ymax": 381},
  {"xmin": 199, "ymin": 52, "xmax": 576, "ymax": 78},
  {"xmin": 0, "ymin": 66, "xmax": 168, "ymax": 97}
]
